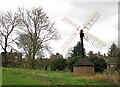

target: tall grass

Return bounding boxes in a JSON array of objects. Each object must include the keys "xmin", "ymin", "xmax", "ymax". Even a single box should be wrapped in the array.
[
  {"xmin": 2, "ymin": 67, "xmax": 115, "ymax": 85},
  {"xmin": 0, "ymin": 53, "xmax": 1, "ymax": 86}
]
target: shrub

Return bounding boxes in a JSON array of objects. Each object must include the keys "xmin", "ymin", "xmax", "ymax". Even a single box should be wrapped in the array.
[
  {"xmin": 88, "ymin": 56, "xmax": 107, "ymax": 72},
  {"xmin": 51, "ymin": 58, "xmax": 66, "ymax": 71},
  {"xmin": 68, "ymin": 56, "xmax": 81, "ymax": 72}
]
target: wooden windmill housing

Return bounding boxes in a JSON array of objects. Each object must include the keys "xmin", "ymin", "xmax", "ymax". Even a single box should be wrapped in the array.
[{"xmin": 73, "ymin": 58, "xmax": 94, "ymax": 76}]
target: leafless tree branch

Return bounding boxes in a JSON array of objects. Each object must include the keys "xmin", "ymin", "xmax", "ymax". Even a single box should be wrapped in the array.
[
  {"xmin": 17, "ymin": 7, "xmax": 60, "ymax": 68},
  {"xmin": 0, "ymin": 10, "xmax": 20, "ymax": 66}
]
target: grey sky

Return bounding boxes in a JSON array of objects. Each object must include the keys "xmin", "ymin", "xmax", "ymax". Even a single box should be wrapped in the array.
[
  {"xmin": 0, "ymin": 0, "xmax": 118, "ymax": 58},
  {"xmin": 50, "ymin": 1, "xmax": 118, "ymax": 57}
]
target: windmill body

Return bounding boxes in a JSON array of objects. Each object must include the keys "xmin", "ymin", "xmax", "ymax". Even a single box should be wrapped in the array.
[
  {"xmin": 80, "ymin": 30, "xmax": 85, "ymax": 58},
  {"xmin": 61, "ymin": 11, "xmax": 106, "ymax": 76}
]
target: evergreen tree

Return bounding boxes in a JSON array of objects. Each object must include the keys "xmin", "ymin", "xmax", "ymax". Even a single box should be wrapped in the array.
[
  {"xmin": 88, "ymin": 56, "xmax": 107, "ymax": 72},
  {"xmin": 107, "ymin": 43, "xmax": 120, "ymax": 69},
  {"xmin": 71, "ymin": 42, "xmax": 85, "ymax": 57},
  {"xmin": 108, "ymin": 43, "xmax": 119, "ymax": 57}
]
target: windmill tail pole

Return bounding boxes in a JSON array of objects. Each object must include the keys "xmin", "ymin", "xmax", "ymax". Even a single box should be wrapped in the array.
[{"xmin": 80, "ymin": 30, "xmax": 85, "ymax": 58}]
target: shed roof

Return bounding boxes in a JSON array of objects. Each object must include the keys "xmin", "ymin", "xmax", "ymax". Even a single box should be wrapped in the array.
[{"xmin": 74, "ymin": 58, "xmax": 94, "ymax": 66}]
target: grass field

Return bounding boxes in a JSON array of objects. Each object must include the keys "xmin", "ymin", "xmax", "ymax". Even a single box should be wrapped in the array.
[{"xmin": 2, "ymin": 67, "xmax": 115, "ymax": 85}]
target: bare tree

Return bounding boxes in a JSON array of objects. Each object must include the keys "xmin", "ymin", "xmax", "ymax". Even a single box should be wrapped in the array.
[
  {"xmin": 0, "ymin": 11, "xmax": 20, "ymax": 66},
  {"xmin": 17, "ymin": 7, "xmax": 60, "ymax": 69}
]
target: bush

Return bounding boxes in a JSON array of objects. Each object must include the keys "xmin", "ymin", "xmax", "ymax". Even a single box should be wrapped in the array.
[
  {"xmin": 88, "ymin": 56, "xmax": 107, "ymax": 72},
  {"xmin": 51, "ymin": 58, "xmax": 66, "ymax": 71},
  {"xmin": 68, "ymin": 56, "xmax": 81, "ymax": 72}
]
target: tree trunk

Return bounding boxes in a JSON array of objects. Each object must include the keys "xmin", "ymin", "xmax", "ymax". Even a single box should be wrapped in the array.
[
  {"xmin": 3, "ymin": 37, "xmax": 8, "ymax": 67},
  {"xmin": 32, "ymin": 53, "xmax": 36, "ymax": 69}
]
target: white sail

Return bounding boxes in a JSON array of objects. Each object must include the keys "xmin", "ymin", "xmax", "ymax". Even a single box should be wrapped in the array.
[{"xmin": 84, "ymin": 32, "xmax": 106, "ymax": 49}]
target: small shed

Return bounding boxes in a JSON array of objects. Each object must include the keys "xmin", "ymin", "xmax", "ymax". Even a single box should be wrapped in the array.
[{"xmin": 73, "ymin": 58, "xmax": 94, "ymax": 76}]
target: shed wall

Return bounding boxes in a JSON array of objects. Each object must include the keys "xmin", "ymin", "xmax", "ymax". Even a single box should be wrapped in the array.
[{"xmin": 73, "ymin": 66, "xmax": 94, "ymax": 76}]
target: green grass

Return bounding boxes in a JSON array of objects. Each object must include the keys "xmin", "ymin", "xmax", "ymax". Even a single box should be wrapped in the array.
[{"xmin": 2, "ymin": 67, "xmax": 115, "ymax": 85}]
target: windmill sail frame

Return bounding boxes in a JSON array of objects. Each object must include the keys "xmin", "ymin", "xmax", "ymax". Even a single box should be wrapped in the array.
[
  {"xmin": 84, "ymin": 32, "xmax": 106, "ymax": 49},
  {"xmin": 61, "ymin": 11, "xmax": 106, "ymax": 55},
  {"xmin": 83, "ymin": 11, "xmax": 101, "ymax": 30},
  {"xmin": 61, "ymin": 17, "xmax": 80, "ymax": 30}
]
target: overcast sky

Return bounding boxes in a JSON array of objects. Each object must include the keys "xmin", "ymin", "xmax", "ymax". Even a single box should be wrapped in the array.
[{"xmin": 0, "ymin": 0, "xmax": 119, "ymax": 58}]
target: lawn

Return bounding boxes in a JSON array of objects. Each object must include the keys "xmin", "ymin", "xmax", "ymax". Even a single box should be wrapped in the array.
[{"xmin": 2, "ymin": 67, "xmax": 115, "ymax": 85}]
